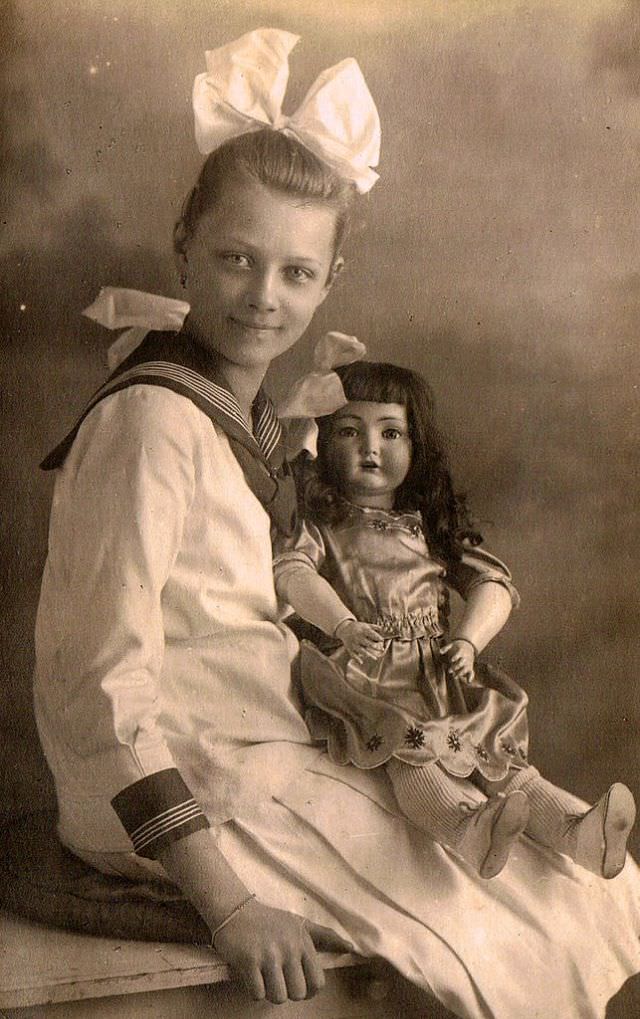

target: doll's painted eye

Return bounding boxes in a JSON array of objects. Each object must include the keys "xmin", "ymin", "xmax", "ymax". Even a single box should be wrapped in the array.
[
  {"xmin": 382, "ymin": 428, "xmax": 403, "ymax": 440},
  {"xmin": 337, "ymin": 426, "xmax": 359, "ymax": 438}
]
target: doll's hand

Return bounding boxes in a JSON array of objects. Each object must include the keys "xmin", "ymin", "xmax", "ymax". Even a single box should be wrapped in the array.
[
  {"xmin": 213, "ymin": 898, "xmax": 349, "ymax": 1003},
  {"xmin": 334, "ymin": 619, "xmax": 385, "ymax": 663},
  {"xmin": 441, "ymin": 638, "xmax": 476, "ymax": 684}
]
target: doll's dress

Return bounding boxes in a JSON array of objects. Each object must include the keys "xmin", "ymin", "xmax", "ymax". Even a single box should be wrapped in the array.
[{"xmin": 275, "ymin": 505, "xmax": 529, "ymax": 782}]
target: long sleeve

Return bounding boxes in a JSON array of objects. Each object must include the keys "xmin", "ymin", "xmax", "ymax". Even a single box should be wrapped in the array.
[{"xmin": 35, "ymin": 387, "xmax": 210, "ymax": 856}]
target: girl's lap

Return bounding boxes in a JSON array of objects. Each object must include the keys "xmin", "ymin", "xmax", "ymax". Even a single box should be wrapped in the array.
[{"xmin": 212, "ymin": 764, "xmax": 640, "ymax": 1019}]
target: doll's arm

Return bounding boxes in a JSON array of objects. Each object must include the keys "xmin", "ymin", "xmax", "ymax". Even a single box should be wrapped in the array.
[
  {"xmin": 276, "ymin": 560, "xmax": 354, "ymax": 636},
  {"xmin": 442, "ymin": 542, "xmax": 518, "ymax": 681},
  {"xmin": 451, "ymin": 579, "xmax": 512, "ymax": 652},
  {"xmin": 441, "ymin": 581, "xmax": 513, "ymax": 682},
  {"xmin": 276, "ymin": 562, "xmax": 384, "ymax": 660}
]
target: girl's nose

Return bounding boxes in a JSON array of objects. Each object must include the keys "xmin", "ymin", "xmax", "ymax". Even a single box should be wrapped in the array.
[{"xmin": 246, "ymin": 269, "xmax": 279, "ymax": 312}]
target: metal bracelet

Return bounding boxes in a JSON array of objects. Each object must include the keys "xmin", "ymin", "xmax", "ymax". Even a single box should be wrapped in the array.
[{"xmin": 209, "ymin": 893, "xmax": 257, "ymax": 951}]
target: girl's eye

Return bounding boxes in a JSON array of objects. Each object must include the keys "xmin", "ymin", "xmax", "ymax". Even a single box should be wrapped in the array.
[
  {"xmin": 382, "ymin": 428, "xmax": 403, "ymax": 440},
  {"xmin": 223, "ymin": 252, "xmax": 251, "ymax": 268},
  {"xmin": 285, "ymin": 266, "xmax": 314, "ymax": 283}
]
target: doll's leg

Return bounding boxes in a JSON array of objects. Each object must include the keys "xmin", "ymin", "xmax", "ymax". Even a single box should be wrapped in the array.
[
  {"xmin": 505, "ymin": 766, "xmax": 636, "ymax": 878},
  {"xmin": 386, "ymin": 758, "xmax": 529, "ymax": 879}
]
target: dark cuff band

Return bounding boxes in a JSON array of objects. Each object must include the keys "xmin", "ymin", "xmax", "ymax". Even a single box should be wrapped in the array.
[{"xmin": 111, "ymin": 768, "xmax": 209, "ymax": 859}]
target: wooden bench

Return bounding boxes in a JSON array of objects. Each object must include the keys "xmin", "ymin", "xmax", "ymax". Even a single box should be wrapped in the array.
[
  {"xmin": 0, "ymin": 910, "xmax": 434, "ymax": 1019},
  {"xmin": 0, "ymin": 809, "xmax": 447, "ymax": 1017}
]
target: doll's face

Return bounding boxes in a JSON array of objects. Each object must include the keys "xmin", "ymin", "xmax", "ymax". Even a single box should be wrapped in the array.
[
  {"xmin": 178, "ymin": 172, "xmax": 339, "ymax": 374},
  {"xmin": 326, "ymin": 401, "xmax": 413, "ymax": 509}
]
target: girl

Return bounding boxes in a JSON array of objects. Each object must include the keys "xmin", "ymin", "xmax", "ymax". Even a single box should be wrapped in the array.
[
  {"xmin": 274, "ymin": 361, "xmax": 636, "ymax": 881},
  {"xmin": 33, "ymin": 27, "xmax": 640, "ymax": 1019},
  {"xmin": 35, "ymin": 27, "xmax": 379, "ymax": 1006}
]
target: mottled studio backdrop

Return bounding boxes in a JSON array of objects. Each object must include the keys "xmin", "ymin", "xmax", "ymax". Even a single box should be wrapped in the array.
[{"xmin": 1, "ymin": 0, "xmax": 638, "ymax": 848}]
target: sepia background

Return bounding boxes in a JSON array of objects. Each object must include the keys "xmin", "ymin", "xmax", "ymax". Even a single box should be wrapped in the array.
[{"xmin": 1, "ymin": 0, "xmax": 639, "ymax": 853}]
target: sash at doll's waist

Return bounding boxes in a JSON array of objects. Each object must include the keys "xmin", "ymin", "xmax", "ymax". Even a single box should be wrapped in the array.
[{"xmin": 372, "ymin": 609, "xmax": 443, "ymax": 640}]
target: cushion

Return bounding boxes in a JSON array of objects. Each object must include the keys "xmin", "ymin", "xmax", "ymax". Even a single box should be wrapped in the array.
[{"xmin": 0, "ymin": 809, "xmax": 209, "ymax": 943}]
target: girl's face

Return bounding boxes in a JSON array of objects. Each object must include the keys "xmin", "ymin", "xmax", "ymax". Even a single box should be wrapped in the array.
[
  {"xmin": 326, "ymin": 401, "xmax": 413, "ymax": 510},
  {"xmin": 179, "ymin": 171, "xmax": 339, "ymax": 375}
]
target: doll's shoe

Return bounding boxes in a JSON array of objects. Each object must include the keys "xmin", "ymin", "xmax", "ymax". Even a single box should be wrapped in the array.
[
  {"xmin": 459, "ymin": 790, "xmax": 530, "ymax": 879},
  {"xmin": 573, "ymin": 783, "xmax": 636, "ymax": 879}
]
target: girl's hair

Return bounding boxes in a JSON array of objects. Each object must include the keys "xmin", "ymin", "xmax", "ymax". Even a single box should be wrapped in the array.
[
  {"xmin": 174, "ymin": 128, "xmax": 357, "ymax": 266},
  {"xmin": 307, "ymin": 361, "xmax": 481, "ymax": 564}
]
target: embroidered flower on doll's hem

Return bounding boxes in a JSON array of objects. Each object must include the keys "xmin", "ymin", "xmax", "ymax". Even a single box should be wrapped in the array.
[
  {"xmin": 474, "ymin": 743, "xmax": 489, "ymax": 762},
  {"xmin": 404, "ymin": 726, "xmax": 426, "ymax": 749},
  {"xmin": 447, "ymin": 729, "xmax": 462, "ymax": 752},
  {"xmin": 501, "ymin": 739, "xmax": 517, "ymax": 756},
  {"xmin": 366, "ymin": 733, "xmax": 384, "ymax": 752}
]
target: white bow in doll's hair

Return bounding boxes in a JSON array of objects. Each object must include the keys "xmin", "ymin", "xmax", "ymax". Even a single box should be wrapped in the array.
[
  {"xmin": 275, "ymin": 330, "xmax": 366, "ymax": 459},
  {"xmin": 83, "ymin": 288, "xmax": 365, "ymax": 457},
  {"xmin": 192, "ymin": 28, "xmax": 380, "ymax": 194}
]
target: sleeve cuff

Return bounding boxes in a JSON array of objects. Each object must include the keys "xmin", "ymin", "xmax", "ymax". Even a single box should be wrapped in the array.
[{"xmin": 111, "ymin": 768, "xmax": 209, "ymax": 859}]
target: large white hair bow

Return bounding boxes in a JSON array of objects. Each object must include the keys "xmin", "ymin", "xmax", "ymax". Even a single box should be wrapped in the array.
[{"xmin": 192, "ymin": 28, "xmax": 380, "ymax": 194}]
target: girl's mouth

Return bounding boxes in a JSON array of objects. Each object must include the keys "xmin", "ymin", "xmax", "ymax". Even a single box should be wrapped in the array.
[{"xmin": 230, "ymin": 317, "xmax": 281, "ymax": 332}]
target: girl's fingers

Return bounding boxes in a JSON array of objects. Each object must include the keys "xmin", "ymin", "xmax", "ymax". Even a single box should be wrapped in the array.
[
  {"xmin": 262, "ymin": 963, "xmax": 289, "ymax": 1005},
  {"xmin": 302, "ymin": 947, "xmax": 326, "ymax": 997},
  {"xmin": 282, "ymin": 957, "xmax": 309, "ymax": 1001},
  {"xmin": 243, "ymin": 963, "xmax": 267, "ymax": 1001}
]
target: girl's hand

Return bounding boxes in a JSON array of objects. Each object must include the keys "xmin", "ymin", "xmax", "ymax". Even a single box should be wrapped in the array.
[
  {"xmin": 441, "ymin": 638, "xmax": 476, "ymax": 684},
  {"xmin": 334, "ymin": 619, "xmax": 385, "ymax": 662},
  {"xmin": 213, "ymin": 899, "xmax": 348, "ymax": 1003}
]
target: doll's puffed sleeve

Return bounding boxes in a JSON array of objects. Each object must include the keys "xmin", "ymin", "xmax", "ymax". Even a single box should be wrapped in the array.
[
  {"xmin": 273, "ymin": 521, "xmax": 355, "ymax": 636},
  {"xmin": 273, "ymin": 518, "xmax": 327, "ymax": 571},
  {"xmin": 35, "ymin": 387, "xmax": 210, "ymax": 858},
  {"xmin": 444, "ymin": 542, "xmax": 520, "ymax": 608}
]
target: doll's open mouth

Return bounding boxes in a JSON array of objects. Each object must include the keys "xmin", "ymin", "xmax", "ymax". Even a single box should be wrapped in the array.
[{"xmin": 361, "ymin": 461, "xmax": 379, "ymax": 470}]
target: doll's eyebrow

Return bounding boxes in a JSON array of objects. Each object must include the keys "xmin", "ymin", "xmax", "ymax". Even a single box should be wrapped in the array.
[{"xmin": 335, "ymin": 414, "xmax": 407, "ymax": 425}]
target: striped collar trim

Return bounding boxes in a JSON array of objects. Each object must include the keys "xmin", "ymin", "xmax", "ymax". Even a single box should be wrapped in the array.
[{"xmin": 92, "ymin": 360, "xmax": 281, "ymax": 460}]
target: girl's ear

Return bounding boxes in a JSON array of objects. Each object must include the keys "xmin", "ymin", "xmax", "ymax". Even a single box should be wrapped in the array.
[
  {"xmin": 174, "ymin": 246, "xmax": 189, "ymax": 289},
  {"xmin": 174, "ymin": 247, "xmax": 188, "ymax": 276},
  {"xmin": 331, "ymin": 256, "xmax": 345, "ymax": 279},
  {"xmin": 322, "ymin": 256, "xmax": 345, "ymax": 297}
]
